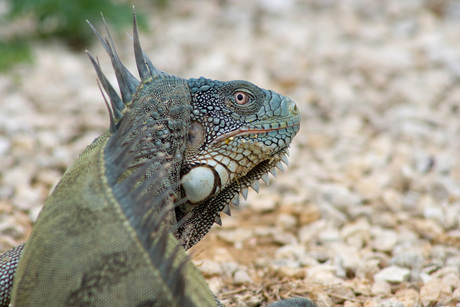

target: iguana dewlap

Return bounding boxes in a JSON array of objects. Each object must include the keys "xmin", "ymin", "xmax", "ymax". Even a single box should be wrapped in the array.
[{"xmin": 0, "ymin": 10, "xmax": 315, "ymax": 307}]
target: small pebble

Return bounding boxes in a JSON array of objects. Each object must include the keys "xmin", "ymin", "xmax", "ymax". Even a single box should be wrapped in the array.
[
  {"xmin": 420, "ymin": 279, "xmax": 452, "ymax": 305},
  {"xmin": 233, "ymin": 270, "xmax": 253, "ymax": 285},
  {"xmin": 371, "ymin": 280, "xmax": 391, "ymax": 296},
  {"xmin": 394, "ymin": 288, "xmax": 420, "ymax": 306},
  {"xmin": 197, "ymin": 260, "xmax": 223, "ymax": 277},
  {"xmin": 374, "ymin": 266, "xmax": 410, "ymax": 283}
]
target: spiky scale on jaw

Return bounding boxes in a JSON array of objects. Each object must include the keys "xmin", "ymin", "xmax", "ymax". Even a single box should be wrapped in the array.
[
  {"xmin": 250, "ymin": 181, "xmax": 260, "ymax": 193},
  {"xmin": 281, "ymin": 154, "xmax": 289, "ymax": 166},
  {"xmin": 231, "ymin": 193, "xmax": 240, "ymax": 207},
  {"xmin": 261, "ymin": 173, "xmax": 270, "ymax": 185},
  {"xmin": 276, "ymin": 161, "xmax": 285, "ymax": 172},
  {"xmin": 222, "ymin": 204, "xmax": 231, "ymax": 216}
]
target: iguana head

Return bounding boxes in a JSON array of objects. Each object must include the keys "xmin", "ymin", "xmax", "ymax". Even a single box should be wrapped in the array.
[
  {"xmin": 177, "ymin": 78, "xmax": 300, "ymax": 247},
  {"xmin": 183, "ymin": 78, "xmax": 300, "ymax": 203},
  {"xmin": 87, "ymin": 12, "xmax": 300, "ymax": 249}
]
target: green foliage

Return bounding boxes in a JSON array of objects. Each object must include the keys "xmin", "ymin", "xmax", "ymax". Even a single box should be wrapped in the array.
[
  {"xmin": 6, "ymin": 0, "xmax": 151, "ymax": 49},
  {"xmin": 0, "ymin": 40, "xmax": 32, "ymax": 71}
]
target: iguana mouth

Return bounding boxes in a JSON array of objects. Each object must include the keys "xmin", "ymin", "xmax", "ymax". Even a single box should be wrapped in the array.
[{"xmin": 212, "ymin": 124, "xmax": 299, "ymax": 144}]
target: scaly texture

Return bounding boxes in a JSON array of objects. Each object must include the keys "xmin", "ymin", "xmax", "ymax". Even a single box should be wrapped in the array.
[
  {"xmin": 0, "ymin": 9, "xmax": 310, "ymax": 307},
  {"xmin": 0, "ymin": 244, "xmax": 23, "ymax": 306}
]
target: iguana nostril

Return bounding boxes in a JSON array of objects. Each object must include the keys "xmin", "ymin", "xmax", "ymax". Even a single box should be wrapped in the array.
[
  {"xmin": 285, "ymin": 98, "xmax": 300, "ymax": 116},
  {"xmin": 291, "ymin": 103, "xmax": 299, "ymax": 115}
]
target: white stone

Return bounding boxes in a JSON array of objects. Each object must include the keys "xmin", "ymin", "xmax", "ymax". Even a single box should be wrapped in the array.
[
  {"xmin": 374, "ymin": 266, "xmax": 411, "ymax": 283},
  {"xmin": 233, "ymin": 270, "xmax": 253, "ymax": 285},
  {"xmin": 372, "ymin": 280, "xmax": 391, "ymax": 296}
]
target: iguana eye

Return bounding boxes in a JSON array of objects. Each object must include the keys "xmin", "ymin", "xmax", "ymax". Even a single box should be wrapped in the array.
[{"xmin": 234, "ymin": 91, "xmax": 250, "ymax": 105}]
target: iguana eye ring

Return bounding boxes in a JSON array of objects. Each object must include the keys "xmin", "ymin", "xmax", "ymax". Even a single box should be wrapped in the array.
[{"xmin": 234, "ymin": 91, "xmax": 251, "ymax": 105}]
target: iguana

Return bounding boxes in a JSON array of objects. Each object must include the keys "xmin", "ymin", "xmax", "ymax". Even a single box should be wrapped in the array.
[{"xmin": 0, "ymin": 10, "xmax": 315, "ymax": 307}]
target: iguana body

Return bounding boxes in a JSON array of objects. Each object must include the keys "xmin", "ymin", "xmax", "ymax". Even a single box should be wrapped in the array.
[{"xmin": 0, "ymin": 11, "xmax": 315, "ymax": 306}]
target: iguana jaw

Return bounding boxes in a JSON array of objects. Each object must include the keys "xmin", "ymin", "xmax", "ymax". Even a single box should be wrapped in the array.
[
  {"xmin": 214, "ymin": 148, "xmax": 290, "ymax": 225},
  {"xmin": 234, "ymin": 148, "xmax": 289, "ymax": 194},
  {"xmin": 176, "ymin": 147, "xmax": 291, "ymax": 249}
]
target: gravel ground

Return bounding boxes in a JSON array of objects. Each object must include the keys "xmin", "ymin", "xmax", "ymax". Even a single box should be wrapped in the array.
[{"xmin": 1, "ymin": 1, "xmax": 460, "ymax": 306}]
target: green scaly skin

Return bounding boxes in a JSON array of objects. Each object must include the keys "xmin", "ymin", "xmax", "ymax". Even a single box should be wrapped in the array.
[{"xmin": 0, "ymin": 10, "xmax": 315, "ymax": 307}]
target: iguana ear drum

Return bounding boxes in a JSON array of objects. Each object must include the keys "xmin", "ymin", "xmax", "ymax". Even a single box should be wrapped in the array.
[
  {"xmin": 187, "ymin": 121, "xmax": 205, "ymax": 149},
  {"xmin": 181, "ymin": 165, "xmax": 219, "ymax": 203}
]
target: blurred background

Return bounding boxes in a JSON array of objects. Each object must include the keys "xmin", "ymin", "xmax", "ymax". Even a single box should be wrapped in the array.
[{"xmin": 1, "ymin": 0, "xmax": 460, "ymax": 306}]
